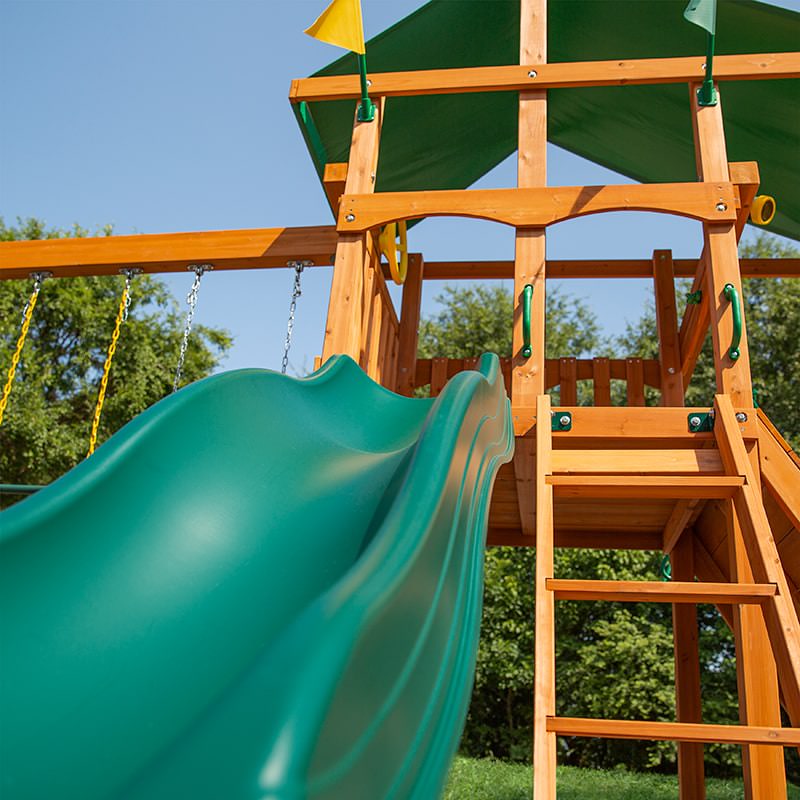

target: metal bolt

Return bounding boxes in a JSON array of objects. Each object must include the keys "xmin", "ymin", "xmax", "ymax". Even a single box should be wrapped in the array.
[
  {"xmin": 716, "ymin": 201, "xmax": 727, "ymax": 212},
  {"xmin": 345, "ymin": 213, "xmax": 355, "ymax": 222},
  {"xmin": 528, "ymin": 69, "xmax": 537, "ymax": 78},
  {"xmin": 667, "ymin": 367, "xmax": 675, "ymax": 374},
  {"xmin": 559, "ymin": 415, "xmax": 570, "ymax": 427},
  {"xmin": 689, "ymin": 415, "xmax": 702, "ymax": 428},
  {"xmin": 735, "ymin": 412, "xmax": 748, "ymax": 422},
  {"xmin": 366, "ymin": 79, "xmax": 372, "ymax": 87}
]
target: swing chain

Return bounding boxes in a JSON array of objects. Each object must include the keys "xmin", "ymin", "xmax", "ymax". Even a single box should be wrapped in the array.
[
  {"xmin": 86, "ymin": 268, "xmax": 141, "ymax": 456},
  {"xmin": 0, "ymin": 272, "xmax": 52, "ymax": 427},
  {"xmin": 173, "ymin": 264, "xmax": 213, "ymax": 393},
  {"xmin": 282, "ymin": 260, "xmax": 310, "ymax": 375}
]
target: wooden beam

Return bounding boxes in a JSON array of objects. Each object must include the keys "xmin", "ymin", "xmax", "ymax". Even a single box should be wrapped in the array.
[
  {"xmin": 289, "ymin": 51, "xmax": 800, "ymax": 103},
  {"xmin": 757, "ymin": 411, "xmax": 800, "ymax": 531},
  {"xmin": 338, "ymin": 182, "xmax": 738, "ymax": 232},
  {"xmin": 690, "ymin": 89, "xmax": 753, "ymax": 406},
  {"xmin": 322, "ymin": 101, "xmax": 384, "ymax": 361},
  {"xmin": 547, "ymin": 717, "xmax": 800, "ymax": 746},
  {"xmin": 679, "ymin": 162, "xmax": 760, "ymax": 389},
  {"xmin": 0, "ymin": 226, "xmax": 340, "ymax": 280},
  {"xmin": 548, "ymin": 406, "xmax": 757, "ymax": 442},
  {"xmin": 395, "ymin": 253, "xmax": 424, "ymax": 396},
  {"xmin": 663, "ymin": 498, "xmax": 705, "ymax": 554},
  {"xmin": 487, "ymin": 528, "xmax": 664, "ymax": 550},
  {"xmin": 726, "ymin": 497, "xmax": 788, "ymax": 797},
  {"xmin": 551, "ymin": 449, "xmax": 723, "ymax": 475},
  {"xmin": 546, "ymin": 578, "xmax": 775, "ymax": 604},
  {"xmin": 534, "ymin": 393, "xmax": 556, "ymax": 799},
  {"xmin": 548, "ymin": 475, "xmax": 744, "ymax": 499},
  {"xmin": 419, "ymin": 257, "xmax": 800, "ymax": 281},
  {"xmin": 322, "ymin": 162, "xmax": 348, "ymax": 217},
  {"xmin": 653, "ymin": 249, "xmax": 685, "ymax": 406},
  {"xmin": 671, "ymin": 533, "xmax": 706, "ymax": 800},
  {"xmin": 714, "ymin": 394, "xmax": 800, "ymax": 725}
]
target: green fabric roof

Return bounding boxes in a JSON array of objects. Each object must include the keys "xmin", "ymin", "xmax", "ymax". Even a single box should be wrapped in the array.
[{"xmin": 296, "ymin": 0, "xmax": 800, "ymax": 242}]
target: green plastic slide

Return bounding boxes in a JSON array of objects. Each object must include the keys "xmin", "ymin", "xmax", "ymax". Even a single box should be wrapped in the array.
[{"xmin": 0, "ymin": 354, "xmax": 512, "ymax": 799}]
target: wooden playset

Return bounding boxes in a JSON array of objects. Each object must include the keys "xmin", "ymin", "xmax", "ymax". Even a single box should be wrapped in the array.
[{"xmin": 1, "ymin": 1, "xmax": 799, "ymax": 797}]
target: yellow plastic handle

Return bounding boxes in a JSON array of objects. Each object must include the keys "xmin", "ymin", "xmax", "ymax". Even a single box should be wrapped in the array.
[
  {"xmin": 378, "ymin": 220, "xmax": 408, "ymax": 285},
  {"xmin": 750, "ymin": 195, "xmax": 776, "ymax": 226}
]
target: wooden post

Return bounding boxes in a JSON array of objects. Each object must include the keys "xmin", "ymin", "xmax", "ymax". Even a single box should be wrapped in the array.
[
  {"xmin": 322, "ymin": 101, "xmax": 384, "ymax": 361},
  {"xmin": 533, "ymin": 393, "xmax": 556, "ymax": 800},
  {"xmin": 714, "ymin": 395, "xmax": 791, "ymax": 798},
  {"xmin": 396, "ymin": 253, "xmax": 424, "ymax": 396},
  {"xmin": 653, "ymin": 249, "xmax": 685, "ymax": 406},
  {"xmin": 692, "ymin": 87, "xmax": 781, "ymax": 797},
  {"xmin": 689, "ymin": 86, "xmax": 752, "ymax": 407},
  {"xmin": 671, "ymin": 533, "xmax": 706, "ymax": 800},
  {"xmin": 512, "ymin": 0, "xmax": 547, "ymax": 538},
  {"xmin": 726, "ymin": 502, "xmax": 787, "ymax": 800}
]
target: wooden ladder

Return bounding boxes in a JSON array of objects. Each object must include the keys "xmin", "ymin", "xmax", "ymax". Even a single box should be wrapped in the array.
[{"xmin": 532, "ymin": 393, "xmax": 800, "ymax": 799}]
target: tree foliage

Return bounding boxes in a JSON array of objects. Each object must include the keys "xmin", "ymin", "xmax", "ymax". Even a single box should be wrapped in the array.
[{"xmin": 0, "ymin": 218, "xmax": 231, "ymax": 494}]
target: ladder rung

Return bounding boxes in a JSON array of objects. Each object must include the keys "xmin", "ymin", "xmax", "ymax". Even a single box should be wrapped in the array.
[
  {"xmin": 546, "ymin": 578, "xmax": 776, "ymax": 604},
  {"xmin": 547, "ymin": 717, "xmax": 800, "ymax": 746},
  {"xmin": 551, "ymin": 449, "xmax": 724, "ymax": 475},
  {"xmin": 546, "ymin": 475, "xmax": 744, "ymax": 498}
]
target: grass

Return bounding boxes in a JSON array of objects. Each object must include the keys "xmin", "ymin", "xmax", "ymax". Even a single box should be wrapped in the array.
[{"xmin": 443, "ymin": 756, "xmax": 800, "ymax": 799}]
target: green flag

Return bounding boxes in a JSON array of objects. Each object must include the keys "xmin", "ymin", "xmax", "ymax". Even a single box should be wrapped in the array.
[{"xmin": 684, "ymin": 0, "xmax": 717, "ymax": 34}]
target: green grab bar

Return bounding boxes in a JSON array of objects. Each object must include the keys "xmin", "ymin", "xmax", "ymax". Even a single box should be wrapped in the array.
[
  {"xmin": 723, "ymin": 283, "xmax": 742, "ymax": 360},
  {"xmin": 521, "ymin": 283, "xmax": 533, "ymax": 359}
]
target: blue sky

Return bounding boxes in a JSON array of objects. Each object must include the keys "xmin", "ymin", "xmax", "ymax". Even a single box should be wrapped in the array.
[{"xmin": 2, "ymin": 0, "xmax": 798, "ymax": 375}]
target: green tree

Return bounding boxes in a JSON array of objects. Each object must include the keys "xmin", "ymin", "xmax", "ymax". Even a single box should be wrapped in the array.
[{"xmin": 0, "ymin": 218, "xmax": 231, "ymax": 494}]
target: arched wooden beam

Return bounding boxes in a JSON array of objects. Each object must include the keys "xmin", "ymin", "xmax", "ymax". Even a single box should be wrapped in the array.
[{"xmin": 337, "ymin": 182, "xmax": 738, "ymax": 232}]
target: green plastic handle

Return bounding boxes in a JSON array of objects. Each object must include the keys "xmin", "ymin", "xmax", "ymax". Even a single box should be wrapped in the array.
[
  {"xmin": 723, "ymin": 283, "xmax": 742, "ymax": 360},
  {"xmin": 522, "ymin": 283, "xmax": 533, "ymax": 359}
]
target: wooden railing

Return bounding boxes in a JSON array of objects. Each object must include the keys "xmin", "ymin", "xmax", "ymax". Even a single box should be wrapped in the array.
[{"xmin": 414, "ymin": 357, "xmax": 661, "ymax": 406}]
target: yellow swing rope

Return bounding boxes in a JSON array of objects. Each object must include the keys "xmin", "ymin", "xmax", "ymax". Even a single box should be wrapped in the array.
[
  {"xmin": 0, "ymin": 272, "xmax": 49, "ymax": 428},
  {"xmin": 87, "ymin": 270, "xmax": 140, "ymax": 456}
]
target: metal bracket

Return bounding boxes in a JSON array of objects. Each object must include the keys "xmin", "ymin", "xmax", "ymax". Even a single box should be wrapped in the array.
[
  {"xmin": 552, "ymin": 411, "xmax": 572, "ymax": 432},
  {"xmin": 688, "ymin": 411, "xmax": 714, "ymax": 433}
]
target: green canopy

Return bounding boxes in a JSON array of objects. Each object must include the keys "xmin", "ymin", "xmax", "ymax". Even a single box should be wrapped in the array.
[{"xmin": 295, "ymin": 0, "xmax": 800, "ymax": 242}]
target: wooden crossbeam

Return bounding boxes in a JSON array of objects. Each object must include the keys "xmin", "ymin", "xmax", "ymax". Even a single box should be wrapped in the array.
[
  {"xmin": 547, "ymin": 717, "xmax": 800, "ymax": 746},
  {"xmin": 337, "ymin": 182, "xmax": 737, "ymax": 232},
  {"xmin": 289, "ymin": 52, "xmax": 800, "ymax": 103},
  {"xmin": 419, "ymin": 257, "xmax": 800, "ymax": 280},
  {"xmin": 0, "ymin": 226, "xmax": 340, "ymax": 280},
  {"xmin": 548, "ymin": 475, "xmax": 744, "ymax": 499},
  {"xmin": 551, "ymin": 449, "xmax": 724, "ymax": 475},
  {"xmin": 546, "ymin": 578, "xmax": 775, "ymax": 604}
]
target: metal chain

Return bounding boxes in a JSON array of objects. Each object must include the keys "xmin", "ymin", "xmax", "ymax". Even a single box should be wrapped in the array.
[
  {"xmin": 173, "ymin": 264, "xmax": 212, "ymax": 392},
  {"xmin": 281, "ymin": 261, "xmax": 309, "ymax": 375},
  {"xmin": 0, "ymin": 272, "xmax": 51, "ymax": 427},
  {"xmin": 87, "ymin": 268, "xmax": 141, "ymax": 456}
]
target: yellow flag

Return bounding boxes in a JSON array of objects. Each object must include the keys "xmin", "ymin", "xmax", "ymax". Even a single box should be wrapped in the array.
[{"xmin": 304, "ymin": 0, "xmax": 366, "ymax": 54}]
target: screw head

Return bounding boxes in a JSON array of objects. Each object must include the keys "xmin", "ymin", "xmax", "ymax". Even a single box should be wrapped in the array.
[
  {"xmin": 345, "ymin": 213, "xmax": 355, "ymax": 222},
  {"xmin": 689, "ymin": 416, "xmax": 702, "ymax": 428},
  {"xmin": 667, "ymin": 367, "xmax": 676, "ymax": 374},
  {"xmin": 735, "ymin": 412, "xmax": 748, "ymax": 422},
  {"xmin": 528, "ymin": 69, "xmax": 537, "ymax": 78},
  {"xmin": 559, "ymin": 415, "xmax": 570, "ymax": 427},
  {"xmin": 716, "ymin": 201, "xmax": 728, "ymax": 212}
]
